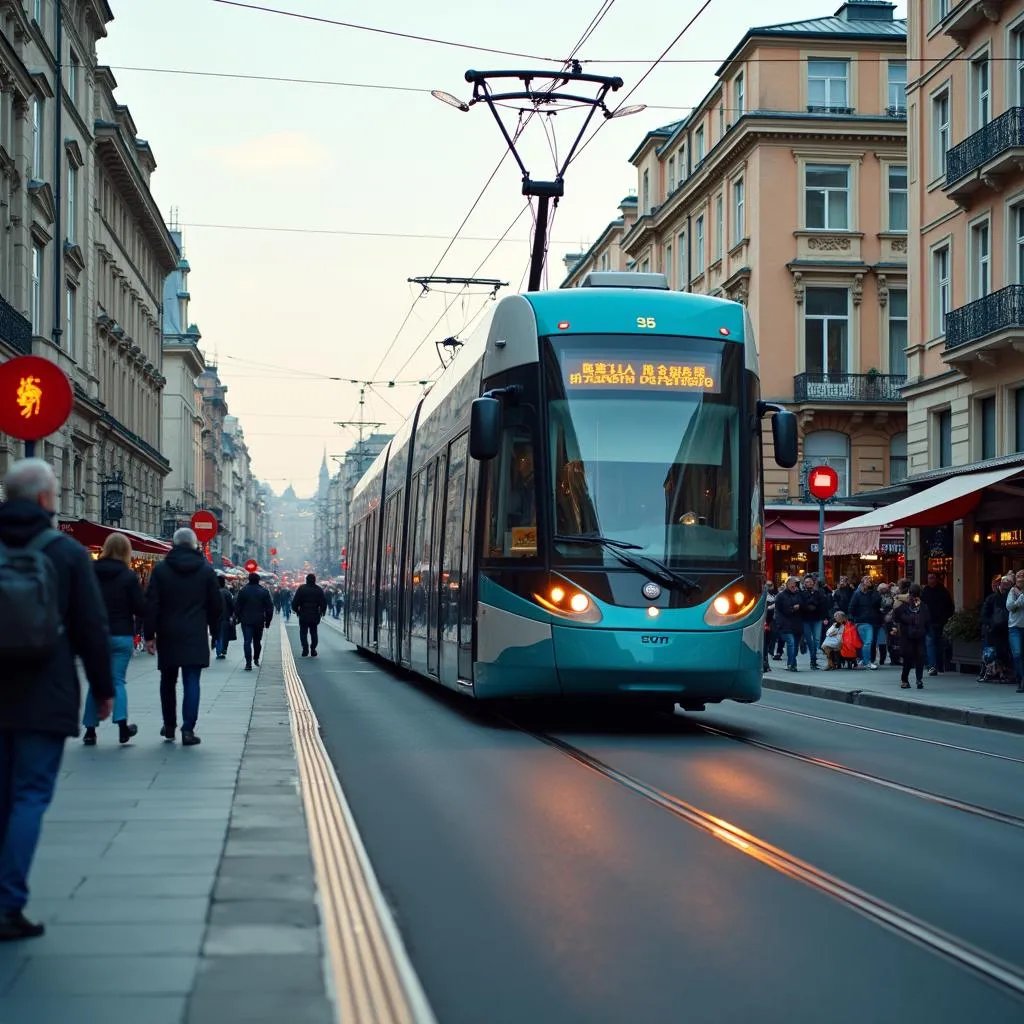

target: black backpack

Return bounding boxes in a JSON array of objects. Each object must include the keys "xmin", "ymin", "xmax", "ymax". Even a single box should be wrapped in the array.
[{"xmin": 0, "ymin": 528, "xmax": 64, "ymax": 666}]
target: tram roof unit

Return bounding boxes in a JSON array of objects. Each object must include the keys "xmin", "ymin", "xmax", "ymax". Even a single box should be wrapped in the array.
[{"xmin": 351, "ymin": 285, "xmax": 753, "ymax": 506}]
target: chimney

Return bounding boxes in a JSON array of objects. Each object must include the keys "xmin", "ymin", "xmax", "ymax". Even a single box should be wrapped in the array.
[{"xmin": 834, "ymin": 1, "xmax": 896, "ymax": 21}]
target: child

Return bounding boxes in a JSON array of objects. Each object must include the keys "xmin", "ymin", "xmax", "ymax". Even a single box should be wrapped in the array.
[{"xmin": 821, "ymin": 611, "xmax": 846, "ymax": 670}]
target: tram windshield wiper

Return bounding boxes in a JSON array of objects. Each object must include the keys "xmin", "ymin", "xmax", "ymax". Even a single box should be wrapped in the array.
[{"xmin": 554, "ymin": 534, "xmax": 702, "ymax": 594}]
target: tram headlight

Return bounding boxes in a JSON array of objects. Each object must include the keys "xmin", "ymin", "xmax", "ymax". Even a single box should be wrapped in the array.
[
  {"xmin": 704, "ymin": 581, "xmax": 758, "ymax": 626},
  {"xmin": 533, "ymin": 579, "xmax": 602, "ymax": 623}
]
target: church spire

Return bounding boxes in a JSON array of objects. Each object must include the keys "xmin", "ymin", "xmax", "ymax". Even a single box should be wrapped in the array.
[{"xmin": 318, "ymin": 448, "xmax": 330, "ymax": 499}]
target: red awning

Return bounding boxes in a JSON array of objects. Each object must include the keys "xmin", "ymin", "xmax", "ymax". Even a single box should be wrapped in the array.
[
  {"xmin": 58, "ymin": 519, "xmax": 170, "ymax": 555},
  {"xmin": 767, "ymin": 515, "xmax": 903, "ymax": 545}
]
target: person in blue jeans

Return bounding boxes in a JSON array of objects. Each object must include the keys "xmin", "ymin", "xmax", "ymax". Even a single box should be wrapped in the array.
[
  {"xmin": 1007, "ymin": 569, "xmax": 1024, "ymax": 693},
  {"xmin": 921, "ymin": 572, "xmax": 955, "ymax": 675},
  {"xmin": 0, "ymin": 459, "xmax": 114, "ymax": 940},
  {"xmin": 144, "ymin": 529, "xmax": 222, "ymax": 747},
  {"xmin": 235, "ymin": 573, "xmax": 274, "ymax": 671},
  {"xmin": 773, "ymin": 577, "xmax": 804, "ymax": 670},
  {"xmin": 848, "ymin": 576, "xmax": 884, "ymax": 670},
  {"xmin": 83, "ymin": 532, "xmax": 145, "ymax": 745}
]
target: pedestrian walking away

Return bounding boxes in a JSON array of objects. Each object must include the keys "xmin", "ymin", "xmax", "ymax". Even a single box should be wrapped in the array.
[
  {"xmin": 235, "ymin": 571, "xmax": 274, "ymax": 671},
  {"xmin": 893, "ymin": 583, "xmax": 931, "ymax": 689},
  {"xmin": 144, "ymin": 528, "xmax": 222, "ymax": 746},
  {"xmin": 0, "ymin": 459, "xmax": 113, "ymax": 941},
  {"xmin": 214, "ymin": 575, "xmax": 236, "ymax": 661},
  {"xmin": 83, "ymin": 531, "xmax": 146, "ymax": 746},
  {"xmin": 292, "ymin": 572, "xmax": 328, "ymax": 657}
]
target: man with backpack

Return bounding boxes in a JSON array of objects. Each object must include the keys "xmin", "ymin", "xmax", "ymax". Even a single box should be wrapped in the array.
[{"xmin": 0, "ymin": 459, "xmax": 114, "ymax": 940}]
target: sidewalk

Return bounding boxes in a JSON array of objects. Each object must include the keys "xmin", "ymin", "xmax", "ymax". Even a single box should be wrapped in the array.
[
  {"xmin": 762, "ymin": 656, "xmax": 1024, "ymax": 734},
  {"xmin": 0, "ymin": 630, "xmax": 335, "ymax": 1024}
]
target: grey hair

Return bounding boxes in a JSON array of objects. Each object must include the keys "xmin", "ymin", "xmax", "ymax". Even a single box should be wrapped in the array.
[
  {"xmin": 3, "ymin": 458, "xmax": 57, "ymax": 503},
  {"xmin": 172, "ymin": 527, "xmax": 200, "ymax": 549}
]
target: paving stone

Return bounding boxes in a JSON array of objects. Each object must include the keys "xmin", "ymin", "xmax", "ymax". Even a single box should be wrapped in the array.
[
  {"xmin": 189, "ymin": 954, "xmax": 326, "ymax": 995},
  {"xmin": 216, "ymin": 855, "xmax": 312, "ymax": 879},
  {"xmin": 0, "ymin": 953, "xmax": 28, "ymax": 995},
  {"xmin": 76, "ymin": 874, "xmax": 214, "ymax": 898},
  {"xmin": 208, "ymin": 899, "xmax": 320, "ymax": 928},
  {"xmin": 222, "ymin": 839, "xmax": 311, "ymax": 857},
  {"xmin": 7, "ymin": 955, "xmax": 198, "ymax": 995},
  {"xmin": 22, "ymin": 922, "xmax": 205, "ymax": 956},
  {"xmin": 0, "ymin": 996, "xmax": 187, "ymax": 1024},
  {"xmin": 55, "ymin": 897, "xmax": 211, "ymax": 924},
  {"xmin": 186, "ymin": 992, "xmax": 334, "ymax": 1024},
  {"xmin": 202, "ymin": 923, "xmax": 321, "ymax": 955},
  {"xmin": 212, "ymin": 874, "xmax": 315, "ymax": 902}
]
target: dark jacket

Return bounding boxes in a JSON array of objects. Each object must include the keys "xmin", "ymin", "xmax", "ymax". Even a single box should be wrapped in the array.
[
  {"xmin": 773, "ymin": 588, "xmax": 803, "ymax": 633},
  {"xmin": 848, "ymin": 587, "xmax": 884, "ymax": 626},
  {"xmin": 144, "ymin": 544, "xmax": 221, "ymax": 670},
  {"xmin": 235, "ymin": 582, "xmax": 274, "ymax": 628},
  {"xmin": 292, "ymin": 583, "xmax": 327, "ymax": 625},
  {"xmin": 798, "ymin": 586, "xmax": 829, "ymax": 622},
  {"xmin": 894, "ymin": 599, "xmax": 931, "ymax": 642},
  {"xmin": 0, "ymin": 500, "xmax": 113, "ymax": 737},
  {"xmin": 921, "ymin": 583, "xmax": 955, "ymax": 628},
  {"xmin": 94, "ymin": 558, "xmax": 146, "ymax": 636},
  {"xmin": 832, "ymin": 585, "xmax": 855, "ymax": 615},
  {"xmin": 981, "ymin": 589, "xmax": 1010, "ymax": 636}
]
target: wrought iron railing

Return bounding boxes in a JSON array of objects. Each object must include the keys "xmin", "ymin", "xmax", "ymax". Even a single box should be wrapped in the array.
[
  {"xmin": 793, "ymin": 372, "xmax": 906, "ymax": 403},
  {"xmin": 946, "ymin": 106, "xmax": 1024, "ymax": 186},
  {"xmin": 944, "ymin": 284, "xmax": 1024, "ymax": 351},
  {"xmin": 0, "ymin": 294, "xmax": 32, "ymax": 355}
]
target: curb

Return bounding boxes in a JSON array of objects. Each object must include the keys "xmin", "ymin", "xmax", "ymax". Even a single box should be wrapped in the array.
[{"xmin": 761, "ymin": 676, "xmax": 1024, "ymax": 736}]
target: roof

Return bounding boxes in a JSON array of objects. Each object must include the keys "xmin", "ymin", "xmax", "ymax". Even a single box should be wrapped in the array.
[
  {"xmin": 627, "ymin": 120, "xmax": 685, "ymax": 164},
  {"xmin": 716, "ymin": 2, "xmax": 905, "ymax": 75}
]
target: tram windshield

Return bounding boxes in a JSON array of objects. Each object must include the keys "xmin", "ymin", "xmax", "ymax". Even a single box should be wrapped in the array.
[{"xmin": 543, "ymin": 335, "xmax": 743, "ymax": 568}]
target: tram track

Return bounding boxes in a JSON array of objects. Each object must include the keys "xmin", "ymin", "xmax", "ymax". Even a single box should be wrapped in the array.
[{"xmin": 505, "ymin": 718, "xmax": 1024, "ymax": 1004}]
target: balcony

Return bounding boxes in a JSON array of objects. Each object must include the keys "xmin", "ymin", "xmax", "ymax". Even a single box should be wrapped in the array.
[
  {"xmin": 941, "ymin": 1, "xmax": 1010, "ymax": 48},
  {"xmin": 945, "ymin": 107, "xmax": 1024, "ymax": 202},
  {"xmin": 943, "ymin": 284, "xmax": 1024, "ymax": 365},
  {"xmin": 793, "ymin": 372, "xmax": 906, "ymax": 404},
  {"xmin": 0, "ymin": 294, "xmax": 32, "ymax": 355}
]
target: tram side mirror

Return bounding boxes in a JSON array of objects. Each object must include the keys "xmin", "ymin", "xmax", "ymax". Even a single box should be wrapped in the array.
[
  {"xmin": 469, "ymin": 397, "xmax": 502, "ymax": 460},
  {"xmin": 771, "ymin": 410, "xmax": 799, "ymax": 469}
]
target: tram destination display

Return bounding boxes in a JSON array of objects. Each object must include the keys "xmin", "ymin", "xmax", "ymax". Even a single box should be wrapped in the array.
[{"xmin": 559, "ymin": 350, "xmax": 722, "ymax": 393}]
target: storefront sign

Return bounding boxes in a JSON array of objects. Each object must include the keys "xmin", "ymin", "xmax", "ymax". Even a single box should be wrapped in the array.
[{"xmin": 879, "ymin": 541, "xmax": 905, "ymax": 555}]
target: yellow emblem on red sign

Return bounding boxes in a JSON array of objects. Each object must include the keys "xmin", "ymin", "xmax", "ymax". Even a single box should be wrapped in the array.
[{"xmin": 16, "ymin": 376, "xmax": 42, "ymax": 419}]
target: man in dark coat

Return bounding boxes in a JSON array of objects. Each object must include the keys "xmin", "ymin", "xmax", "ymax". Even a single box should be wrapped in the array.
[
  {"xmin": 235, "ymin": 572, "xmax": 274, "ymax": 671},
  {"xmin": 292, "ymin": 573, "xmax": 328, "ymax": 658},
  {"xmin": 0, "ymin": 459, "xmax": 113, "ymax": 940},
  {"xmin": 144, "ymin": 528, "xmax": 221, "ymax": 746}
]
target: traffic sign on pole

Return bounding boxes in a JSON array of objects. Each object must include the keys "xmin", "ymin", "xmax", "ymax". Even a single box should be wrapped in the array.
[
  {"xmin": 0, "ymin": 355, "xmax": 74, "ymax": 444},
  {"xmin": 807, "ymin": 465, "xmax": 839, "ymax": 502},
  {"xmin": 244, "ymin": 559, "xmax": 258, "ymax": 574},
  {"xmin": 190, "ymin": 510, "xmax": 219, "ymax": 544}
]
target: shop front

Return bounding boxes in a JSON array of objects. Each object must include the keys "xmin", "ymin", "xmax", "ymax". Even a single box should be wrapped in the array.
[{"xmin": 58, "ymin": 518, "xmax": 171, "ymax": 586}]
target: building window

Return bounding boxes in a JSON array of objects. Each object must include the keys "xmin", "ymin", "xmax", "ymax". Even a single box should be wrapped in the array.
[
  {"xmin": 33, "ymin": 0, "xmax": 41, "ymax": 23},
  {"xmin": 804, "ymin": 431, "xmax": 850, "ymax": 497},
  {"xmin": 642, "ymin": 168, "xmax": 650, "ymax": 213},
  {"xmin": 978, "ymin": 396, "xmax": 997, "ymax": 460},
  {"xmin": 30, "ymin": 245, "xmax": 42, "ymax": 333},
  {"xmin": 805, "ymin": 164, "xmax": 850, "ymax": 230},
  {"xmin": 1015, "ymin": 29, "xmax": 1024, "ymax": 106},
  {"xmin": 1016, "ymin": 206, "xmax": 1024, "ymax": 284},
  {"xmin": 68, "ymin": 51, "xmax": 79, "ymax": 103},
  {"xmin": 807, "ymin": 58, "xmax": 849, "ymax": 111},
  {"xmin": 640, "ymin": 258, "xmax": 650, "ymax": 274},
  {"xmin": 889, "ymin": 433, "xmax": 908, "ymax": 483},
  {"xmin": 1015, "ymin": 388, "xmax": 1024, "ymax": 452},
  {"xmin": 971, "ymin": 220, "xmax": 991, "ymax": 299},
  {"xmin": 936, "ymin": 409, "xmax": 953, "ymax": 468},
  {"xmin": 889, "ymin": 288, "xmax": 908, "ymax": 376},
  {"xmin": 66, "ymin": 284, "xmax": 76, "ymax": 357},
  {"xmin": 667, "ymin": 156, "xmax": 675, "ymax": 192},
  {"xmin": 67, "ymin": 165, "xmax": 77, "ymax": 243},
  {"xmin": 665, "ymin": 243, "xmax": 673, "ymax": 287},
  {"xmin": 695, "ymin": 216, "xmax": 705, "ymax": 273},
  {"xmin": 887, "ymin": 61, "xmax": 907, "ymax": 114},
  {"xmin": 888, "ymin": 165, "xmax": 908, "ymax": 231},
  {"xmin": 735, "ymin": 72, "xmax": 745, "ymax": 116},
  {"xmin": 972, "ymin": 54, "xmax": 991, "ymax": 130},
  {"xmin": 677, "ymin": 232, "xmax": 687, "ymax": 289},
  {"xmin": 31, "ymin": 98, "xmax": 42, "ymax": 177},
  {"xmin": 714, "ymin": 194, "xmax": 723, "ymax": 260},
  {"xmin": 804, "ymin": 287, "xmax": 849, "ymax": 377},
  {"xmin": 733, "ymin": 178, "xmax": 744, "ymax": 243},
  {"xmin": 933, "ymin": 90, "xmax": 950, "ymax": 177},
  {"xmin": 695, "ymin": 126, "xmax": 705, "ymax": 164},
  {"xmin": 677, "ymin": 146, "xmax": 686, "ymax": 181},
  {"xmin": 932, "ymin": 244, "xmax": 950, "ymax": 335}
]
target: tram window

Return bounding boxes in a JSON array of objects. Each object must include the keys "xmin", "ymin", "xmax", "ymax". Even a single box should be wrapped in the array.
[{"xmin": 485, "ymin": 427, "xmax": 538, "ymax": 558}]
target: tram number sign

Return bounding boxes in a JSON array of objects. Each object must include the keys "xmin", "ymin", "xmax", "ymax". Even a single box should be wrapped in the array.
[
  {"xmin": 190, "ymin": 510, "xmax": 219, "ymax": 544},
  {"xmin": 808, "ymin": 465, "xmax": 839, "ymax": 502}
]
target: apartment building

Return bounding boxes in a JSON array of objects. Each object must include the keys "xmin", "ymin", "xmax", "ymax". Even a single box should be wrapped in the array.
[{"xmin": 564, "ymin": 2, "xmax": 910, "ymax": 571}]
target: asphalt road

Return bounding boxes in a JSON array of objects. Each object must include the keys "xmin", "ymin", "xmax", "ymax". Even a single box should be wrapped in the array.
[{"xmin": 292, "ymin": 622, "xmax": 1024, "ymax": 1024}]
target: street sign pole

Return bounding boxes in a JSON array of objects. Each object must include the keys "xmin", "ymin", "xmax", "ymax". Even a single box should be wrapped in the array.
[{"xmin": 818, "ymin": 500, "xmax": 826, "ymax": 579}]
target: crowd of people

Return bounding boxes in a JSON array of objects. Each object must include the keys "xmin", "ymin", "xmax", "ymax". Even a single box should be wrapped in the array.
[{"xmin": 0, "ymin": 458, "xmax": 333, "ymax": 943}]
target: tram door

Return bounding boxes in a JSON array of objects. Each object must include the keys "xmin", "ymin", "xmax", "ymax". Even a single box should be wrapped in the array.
[
  {"xmin": 439, "ymin": 436, "xmax": 468, "ymax": 688},
  {"xmin": 426, "ymin": 453, "xmax": 447, "ymax": 677}
]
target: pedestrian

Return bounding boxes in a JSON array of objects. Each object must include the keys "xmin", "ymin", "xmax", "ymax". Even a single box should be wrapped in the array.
[
  {"xmin": 893, "ymin": 583, "xmax": 931, "ymax": 689},
  {"xmin": 1007, "ymin": 569, "xmax": 1024, "ymax": 693},
  {"xmin": 876, "ymin": 583, "xmax": 895, "ymax": 665},
  {"xmin": 144, "ymin": 528, "xmax": 222, "ymax": 746},
  {"xmin": 292, "ymin": 573, "xmax": 328, "ymax": 658},
  {"xmin": 235, "ymin": 572, "xmax": 274, "ymax": 671},
  {"xmin": 798, "ymin": 575, "xmax": 828, "ymax": 670},
  {"xmin": 0, "ymin": 459, "xmax": 113, "ymax": 940},
  {"xmin": 921, "ymin": 572, "xmax": 955, "ymax": 675},
  {"xmin": 773, "ymin": 577, "xmax": 803, "ymax": 671},
  {"xmin": 848, "ymin": 576, "xmax": 884, "ymax": 670},
  {"xmin": 214, "ymin": 575, "xmax": 236, "ymax": 661},
  {"xmin": 83, "ymin": 532, "xmax": 145, "ymax": 746}
]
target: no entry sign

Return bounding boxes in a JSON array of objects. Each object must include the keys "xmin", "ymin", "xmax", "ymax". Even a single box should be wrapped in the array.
[
  {"xmin": 244, "ymin": 559, "xmax": 258, "ymax": 573},
  {"xmin": 0, "ymin": 355, "xmax": 74, "ymax": 441},
  {"xmin": 190, "ymin": 509, "xmax": 219, "ymax": 544},
  {"xmin": 808, "ymin": 465, "xmax": 839, "ymax": 502}
]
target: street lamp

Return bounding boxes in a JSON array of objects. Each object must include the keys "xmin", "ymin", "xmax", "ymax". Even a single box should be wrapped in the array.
[{"xmin": 431, "ymin": 89, "xmax": 470, "ymax": 112}]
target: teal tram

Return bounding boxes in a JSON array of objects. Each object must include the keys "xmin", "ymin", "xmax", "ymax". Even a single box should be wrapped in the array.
[{"xmin": 344, "ymin": 272, "xmax": 798, "ymax": 712}]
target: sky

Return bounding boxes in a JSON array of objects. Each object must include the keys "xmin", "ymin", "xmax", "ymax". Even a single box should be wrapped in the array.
[{"xmin": 98, "ymin": 0, "xmax": 908, "ymax": 498}]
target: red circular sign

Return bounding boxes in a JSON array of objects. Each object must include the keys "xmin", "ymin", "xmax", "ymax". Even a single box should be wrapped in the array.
[
  {"xmin": 808, "ymin": 465, "xmax": 840, "ymax": 501},
  {"xmin": 0, "ymin": 355, "xmax": 74, "ymax": 441},
  {"xmin": 244, "ymin": 559, "xmax": 259, "ymax": 573},
  {"xmin": 190, "ymin": 510, "xmax": 219, "ymax": 543}
]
